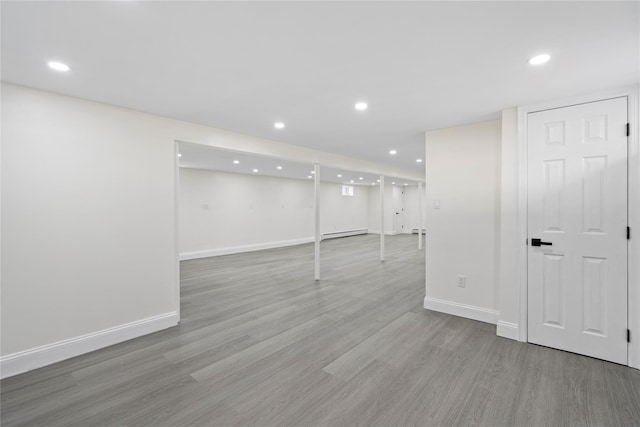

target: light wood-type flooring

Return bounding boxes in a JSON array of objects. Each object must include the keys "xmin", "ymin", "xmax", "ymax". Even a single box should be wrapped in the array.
[{"xmin": 2, "ymin": 234, "xmax": 640, "ymax": 426}]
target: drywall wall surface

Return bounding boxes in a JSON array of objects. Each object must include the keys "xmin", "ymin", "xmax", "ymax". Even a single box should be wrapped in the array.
[
  {"xmin": 178, "ymin": 168, "xmax": 369, "ymax": 256},
  {"xmin": 424, "ymin": 120, "xmax": 501, "ymax": 322},
  {"xmin": 1, "ymin": 84, "xmax": 178, "ymax": 357},
  {"xmin": 1, "ymin": 83, "xmax": 419, "ymax": 369},
  {"xmin": 319, "ymin": 181, "xmax": 369, "ymax": 234},
  {"xmin": 498, "ymin": 108, "xmax": 520, "ymax": 333},
  {"xmin": 179, "ymin": 168, "xmax": 313, "ymax": 253}
]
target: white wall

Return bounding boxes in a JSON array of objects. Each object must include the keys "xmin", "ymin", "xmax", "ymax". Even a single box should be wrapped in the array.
[
  {"xmin": 320, "ymin": 181, "xmax": 369, "ymax": 234},
  {"xmin": 1, "ymin": 84, "xmax": 179, "ymax": 371},
  {"xmin": 1, "ymin": 83, "xmax": 421, "ymax": 377},
  {"xmin": 424, "ymin": 120, "xmax": 501, "ymax": 324},
  {"xmin": 179, "ymin": 168, "xmax": 369, "ymax": 258},
  {"xmin": 497, "ymin": 108, "xmax": 520, "ymax": 339}
]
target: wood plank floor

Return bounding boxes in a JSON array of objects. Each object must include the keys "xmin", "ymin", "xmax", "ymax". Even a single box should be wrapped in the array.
[{"xmin": 2, "ymin": 234, "xmax": 639, "ymax": 426}]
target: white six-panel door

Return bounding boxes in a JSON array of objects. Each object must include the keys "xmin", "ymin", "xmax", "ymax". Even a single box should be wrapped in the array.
[{"xmin": 527, "ymin": 97, "xmax": 628, "ymax": 364}]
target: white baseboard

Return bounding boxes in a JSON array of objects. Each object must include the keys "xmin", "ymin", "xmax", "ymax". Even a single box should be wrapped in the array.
[
  {"xmin": 321, "ymin": 229, "xmax": 368, "ymax": 240},
  {"xmin": 496, "ymin": 320, "xmax": 520, "ymax": 341},
  {"xmin": 423, "ymin": 296, "xmax": 499, "ymax": 325},
  {"xmin": 0, "ymin": 311, "xmax": 178, "ymax": 379},
  {"xmin": 366, "ymin": 230, "xmax": 401, "ymax": 236},
  {"xmin": 180, "ymin": 237, "xmax": 314, "ymax": 260}
]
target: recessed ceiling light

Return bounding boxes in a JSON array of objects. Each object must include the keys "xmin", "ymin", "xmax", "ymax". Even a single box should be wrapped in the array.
[
  {"xmin": 416, "ymin": 159, "xmax": 423, "ymax": 163},
  {"xmin": 277, "ymin": 166, "xmax": 283, "ymax": 170},
  {"xmin": 371, "ymin": 183, "xmax": 376, "ymax": 186},
  {"xmin": 350, "ymin": 180, "xmax": 354, "ymax": 183},
  {"xmin": 359, "ymin": 177, "xmax": 363, "ymax": 180},
  {"xmin": 233, "ymin": 160, "xmax": 239, "ymax": 164},
  {"xmin": 354, "ymin": 102, "xmax": 368, "ymax": 111},
  {"xmin": 404, "ymin": 183, "xmax": 409, "ymax": 186},
  {"xmin": 253, "ymin": 169, "xmax": 259, "ymax": 173},
  {"xmin": 274, "ymin": 122, "xmax": 285, "ymax": 129},
  {"xmin": 529, "ymin": 54, "xmax": 550, "ymax": 66},
  {"xmin": 178, "ymin": 153, "xmax": 182, "ymax": 157},
  {"xmin": 310, "ymin": 171, "xmax": 315, "ymax": 174},
  {"xmin": 48, "ymin": 61, "xmax": 70, "ymax": 72},
  {"xmin": 308, "ymin": 175, "xmax": 313, "ymax": 179},
  {"xmin": 389, "ymin": 150, "xmax": 397, "ymax": 155},
  {"xmin": 392, "ymin": 182, "xmax": 396, "ymax": 185},
  {"xmin": 337, "ymin": 174, "xmax": 342, "ymax": 178},
  {"xmin": 376, "ymin": 179, "xmax": 380, "ymax": 182}
]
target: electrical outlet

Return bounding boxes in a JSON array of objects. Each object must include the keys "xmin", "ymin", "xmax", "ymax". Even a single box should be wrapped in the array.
[{"xmin": 457, "ymin": 275, "xmax": 466, "ymax": 288}]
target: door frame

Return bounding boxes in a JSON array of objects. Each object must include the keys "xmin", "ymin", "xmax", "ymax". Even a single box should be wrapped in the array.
[{"xmin": 516, "ymin": 85, "xmax": 640, "ymax": 368}]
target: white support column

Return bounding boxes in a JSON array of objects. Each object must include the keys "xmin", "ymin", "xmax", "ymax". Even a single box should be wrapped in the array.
[
  {"xmin": 380, "ymin": 175, "xmax": 385, "ymax": 262},
  {"xmin": 418, "ymin": 181, "xmax": 423, "ymax": 250},
  {"xmin": 314, "ymin": 164, "xmax": 321, "ymax": 281}
]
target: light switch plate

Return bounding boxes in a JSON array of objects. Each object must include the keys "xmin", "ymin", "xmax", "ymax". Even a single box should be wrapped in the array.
[{"xmin": 457, "ymin": 275, "xmax": 466, "ymax": 287}]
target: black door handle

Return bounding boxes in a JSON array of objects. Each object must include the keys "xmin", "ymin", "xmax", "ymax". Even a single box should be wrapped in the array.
[{"xmin": 531, "ymin": 238, "xmax": 552, "ymax": 247}]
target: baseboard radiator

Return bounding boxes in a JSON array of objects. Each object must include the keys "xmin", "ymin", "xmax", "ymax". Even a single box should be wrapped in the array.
[
  {"xmin": 321, "ymin": 229, "xmax": 368, "ymax": 240},
  {"xmin": 411, "ymin": 228, "xmax": 426, "ymax": 234}
]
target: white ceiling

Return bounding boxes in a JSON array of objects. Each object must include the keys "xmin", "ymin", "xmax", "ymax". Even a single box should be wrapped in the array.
[
  {"xmin": 179, "ymin": 142, "xmax": 418, "ymax": 186},
  {"xmin": 2, "ymin": 1, "xmax": 638, "ymax": 172}
]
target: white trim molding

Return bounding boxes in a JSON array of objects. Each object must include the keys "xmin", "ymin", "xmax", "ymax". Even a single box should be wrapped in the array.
[
  {"xmin": 321, "ymin": 229, "xmax": 368, "ymax": 240},
  {"xmin": 174, "ymin": 141, "xmax": 181, "ymax": 322},
  {"xmin": 0, "ymin": 312, "xmax": 178, "ymax": 379},
  {"xmin": 180, "ymin": 237, "xmax": 314, "ymax": 260},
  {"xmin": 424, "ymin": 297, "xmax": 499, "ymax": 325},
  {"xmin": 517, "ymin": 85, "xmax": 640, "ymax": 369},
  {"xmin": 497, "ymin": 321, "xmax": 520, "ymax": 341},
  {"xmin": 628, "ymin": 85, "xmax": 640, "ymax": 370},
  {"xmin": 367, "ymin": 230, "xmax": 401, "ymax": 236}
]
